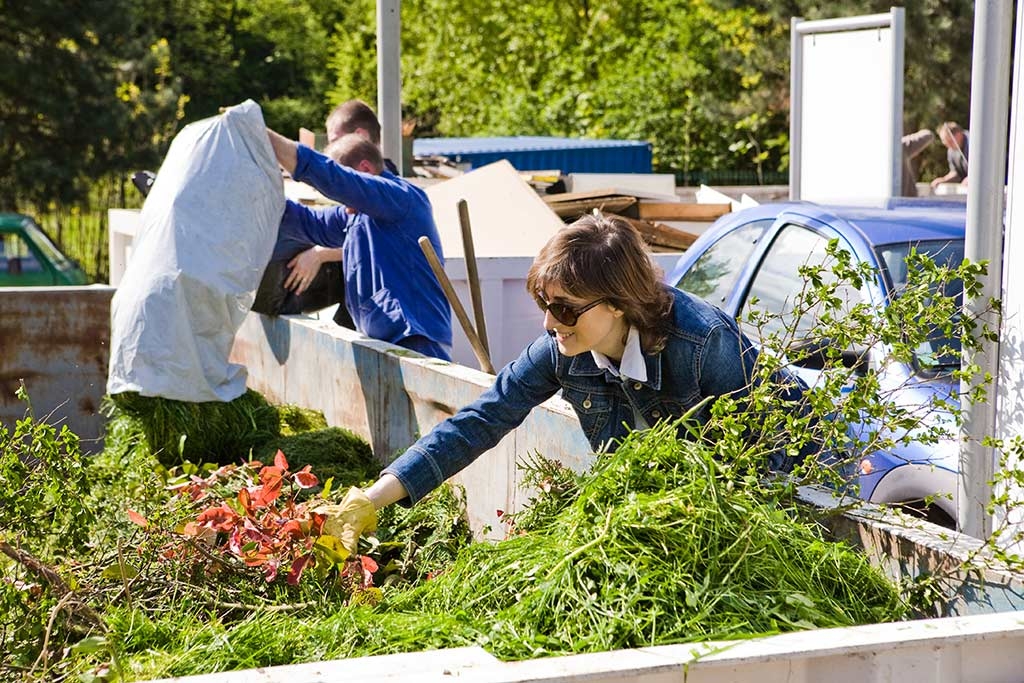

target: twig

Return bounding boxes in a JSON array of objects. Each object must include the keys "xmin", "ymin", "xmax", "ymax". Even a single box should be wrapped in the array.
[
  {"xmin": 0, "ymin": 540, "xmax": 103, "ymax": 628},
  {"xmin": 30, "ymin": 591, "xmax": 77, "ymax": 676},
  {"xmin": 116, "ymin": 542, "xmax": 133, "ymax": 607}
]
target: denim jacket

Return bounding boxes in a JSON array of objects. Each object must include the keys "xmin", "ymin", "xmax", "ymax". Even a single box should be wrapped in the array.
[{"xmin": 384, "ymin": 287, "xmax": 780, "ymax": 505}]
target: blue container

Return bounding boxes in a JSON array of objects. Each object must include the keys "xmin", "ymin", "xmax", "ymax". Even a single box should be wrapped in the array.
[{"xmin": 413, "ymin": 136, "xmax": 652, "ymax": 174}]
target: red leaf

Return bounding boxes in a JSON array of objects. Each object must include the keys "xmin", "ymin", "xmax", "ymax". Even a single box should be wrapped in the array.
[
  {"xmin": 126, "ymin": 509, "xmax": 149, "ymax": 528},
  {"xmin": 244, "ymin": 553, "xmax": 268, "ymax": 567},
  {"xmin": 293, "ymin": 471, "xmax": 319, "ymax": 489},
  {"xmin": 253, "ymin": 480, "xmax": 283, "ymax": 507},
  {"xmin": 274, "ymin": 449, "xmax": 289, "ymax": 471},
  {"xmin": 238, "ymin": 488, "xmax": 252, "ymax": 512},
  {"xmin": 260, "ymin": 466, "xmax": 284, "ymax": 486},
  {"xmin": 287, "ymin": 554, "xmax": 312, "ymax": 585},
  {"xmin": 359, "ymin": 555, "xmax": 378, "ymax": 587},
  {"xmin": 196, "ymin": 505, "xmax": 238, "ymax": 531},
  {"xmin": 279, "ymin": 519, "xmax": 304, "ymax": 538}
]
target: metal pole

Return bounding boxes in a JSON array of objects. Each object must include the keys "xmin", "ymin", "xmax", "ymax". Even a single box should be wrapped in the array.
[
  {"xmin": 888, "ymin": 7, "xmax": 905, "ymax": 199},
  {"xmin": 958, "ymin": 0, "xmax": 1012, "ymax": 539},
  {"xmin": 789, "ymin": 17, "xmax": 803, "ymax": 200},
  {"xmin": 376, "ymin": 0, "xmax": 402, "ymax": 173}
]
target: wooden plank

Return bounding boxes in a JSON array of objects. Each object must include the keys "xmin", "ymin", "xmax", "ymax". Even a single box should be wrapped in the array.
[
  {"xmin": 616, "ymin": 215, "xmax": 698, "ymax": 251},
  {"xmin": 637, "ymin": 202, "xmax": 731, "ymax": 221},
  {"xmin": 543, "ymin": 188, "xmax": 630, "ymax": 204},
  {"xmin": 548, "ymin": 196, "xmax": 637, "ymax": 219},
  {"xmin": 567, "ymin": 172, "xmax": 677, "ymax": 198}
]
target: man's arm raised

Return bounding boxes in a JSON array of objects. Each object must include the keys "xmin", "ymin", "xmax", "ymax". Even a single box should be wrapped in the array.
[{"xmin": 267, "ymin": 128, "xmax": 298, "ymax": 175}]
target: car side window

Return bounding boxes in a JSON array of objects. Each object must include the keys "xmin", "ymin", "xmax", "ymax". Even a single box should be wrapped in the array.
[
  {"xmin": 742, "ymin": 224, "xmax": 862, "ymax": 342},
  {"xmin": 1, "ymin": 233, "xmax": 43, "ymax": 275},
  {"xmin": 674, "ymin": 220, "xmax": 770, "ymax": 307}
]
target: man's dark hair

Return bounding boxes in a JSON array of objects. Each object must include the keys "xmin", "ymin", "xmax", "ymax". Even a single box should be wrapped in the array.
[{"xmin": 326, "ymin": 99, "xmax": 382, "ymax": 145}]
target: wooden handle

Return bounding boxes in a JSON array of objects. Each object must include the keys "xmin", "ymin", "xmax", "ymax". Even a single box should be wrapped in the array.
[
  {"xmin": 457, "ymin": 199, "xmax": 490, "ymax": 358},
  {"xmin": 418, "ymin": 236, "xmax": 496, "ymax": 374}
]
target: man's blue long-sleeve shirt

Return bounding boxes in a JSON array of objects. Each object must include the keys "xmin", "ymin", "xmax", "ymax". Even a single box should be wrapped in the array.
[{"xmin": 277, "ymin": 145, "xmax": 452, "ymax": 355}]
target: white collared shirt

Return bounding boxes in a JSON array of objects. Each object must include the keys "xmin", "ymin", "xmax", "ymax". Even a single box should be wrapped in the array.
[{"xmin": 591, "ymin": 325, "xmax": 648, "ymax": 383}]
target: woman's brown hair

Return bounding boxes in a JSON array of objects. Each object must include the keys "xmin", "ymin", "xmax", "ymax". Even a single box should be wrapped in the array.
[{"xmin": 526, "ymin": 212, "xmax": 675, "ymax": 353}]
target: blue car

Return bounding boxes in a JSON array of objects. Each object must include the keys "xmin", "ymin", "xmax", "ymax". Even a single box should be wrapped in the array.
[{"xmin": 667, "ymin": 200, "xmax": 966, "ymax": 528}]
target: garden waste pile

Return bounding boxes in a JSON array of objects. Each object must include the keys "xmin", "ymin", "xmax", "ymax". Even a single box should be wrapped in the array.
[{"xmin": 1, "ymin": 390, "xmax": 908, "ymax": 681}]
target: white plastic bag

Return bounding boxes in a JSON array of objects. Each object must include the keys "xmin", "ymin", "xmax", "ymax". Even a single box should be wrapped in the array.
[{"xmin": 108, "ymin": 100, "xmax": 284, "ymax": 402}]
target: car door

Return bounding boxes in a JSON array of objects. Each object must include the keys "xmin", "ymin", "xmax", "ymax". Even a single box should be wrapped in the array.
[
  {"xmin": 672, "ymin": 218, "xmax": 775, "ymax": 316},
  {"xmin": 735, "ymin": 215, "xmax": 878, "ymax": 389}
]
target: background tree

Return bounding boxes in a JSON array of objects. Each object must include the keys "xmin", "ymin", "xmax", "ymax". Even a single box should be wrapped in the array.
[
  {"xmin": 142, "ymin": 0, "xmax": 341, "ymax": 135},
  {"xmin": 327, "ymin": 0, "xmax": 787, "ymax": 181},
  {"xmin": 1, "ymin": 0, "xmax": 980, "ymax": 217},
  {"xmin": 0, "ymin": 0, "xmax": 177, "ymax": 209},
  {"xmin": 327, "ymin": 0, "xmax": 976, "ymax": 182}
]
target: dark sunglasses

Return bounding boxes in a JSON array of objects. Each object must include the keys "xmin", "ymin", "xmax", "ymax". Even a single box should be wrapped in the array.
[{"xmin": 536, "ymin": 295, "xmax": 606, "ymax": 327}]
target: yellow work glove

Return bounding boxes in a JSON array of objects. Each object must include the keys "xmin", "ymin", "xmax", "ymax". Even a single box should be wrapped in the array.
[{"xmin": 316, "ymin": 487, "xmax": 378, "ymax": 558}]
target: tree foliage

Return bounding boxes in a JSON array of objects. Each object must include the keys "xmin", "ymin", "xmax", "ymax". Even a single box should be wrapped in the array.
[
  {"xmin": 327, "ymin": 0, "xmax": 976, "ymax": 179},
  {"xmin": 1, "ymin": 0, "xmax": 980, "ymax": 209},
  {"xmin": 328, "ymin": 0, "xmax": 788, "ymax": 176},
  {"xmin": 0, "ymin": 0, "xmax": 180, "ymax": 208},
  {"xmin": 0, "ymin": 0, "xmax": 337, "ymax": 211}
]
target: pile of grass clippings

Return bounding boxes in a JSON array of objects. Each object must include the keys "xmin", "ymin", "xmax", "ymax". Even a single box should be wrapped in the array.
[
  {"xmin": 30, "ymin": 398, "xmax": 908, "ymax": 680},
  {"xmin": 105, "ymin": 390, "xmax": 280, "ymax": 466},
  {"xmin": 276, "ymin": 404, "xmax": 329, "ymax": 436},
  {"xmin": 254, "ymin": 427, "xmax": 378, "ymax": 493},
  {"xmin": 336, "ymin": 421, "xmax": 907, "ymax": 660},
  {"xmin": 115, "ymin": 421, "xmax": 905, "ymax": 673},
  {"xmin": 374, "ymin": 482, "xmax": 474, "ymax": 584}
]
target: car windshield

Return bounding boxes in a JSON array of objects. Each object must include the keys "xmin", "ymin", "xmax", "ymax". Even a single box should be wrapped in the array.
[
  {"xmin": 875, "ymin": 239, "xmax": 965, "ymax": 374},
  {"xmin": 22, "ymin": 220, "xmax": 73, "ymax": 270}
]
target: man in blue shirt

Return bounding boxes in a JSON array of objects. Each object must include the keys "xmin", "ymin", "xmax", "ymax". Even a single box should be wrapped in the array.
[{"xmin": 267, "ymin": 129, "xmax": 453, "ymax": 361}]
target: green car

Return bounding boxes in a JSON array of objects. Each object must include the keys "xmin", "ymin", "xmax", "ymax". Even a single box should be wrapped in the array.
[{"xmin": 0, "ymin": 213, "xmax": 88, "ymax": 286}]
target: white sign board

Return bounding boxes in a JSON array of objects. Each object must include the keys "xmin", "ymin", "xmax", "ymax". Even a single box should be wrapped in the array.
[{"xmin": 790, "ymin": 10, "xmax": 904, "ymax": 203}]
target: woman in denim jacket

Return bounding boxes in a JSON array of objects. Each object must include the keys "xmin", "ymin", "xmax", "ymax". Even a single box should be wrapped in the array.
[{"xmin": 325, "ymin": 213, "xmax": 802, "ymax": 550}]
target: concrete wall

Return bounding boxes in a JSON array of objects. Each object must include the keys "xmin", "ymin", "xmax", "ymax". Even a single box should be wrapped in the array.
[{"xmin": 0, "ymin": 285, "xmax": 114, "ymax": 452}]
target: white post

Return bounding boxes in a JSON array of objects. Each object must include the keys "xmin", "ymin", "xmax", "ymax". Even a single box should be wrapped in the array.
[
  {"xmin": 376, "ymin": 0, "xmax": 402, "ymax": 173},
  {"xmin": 888, "ymin": 7, "xmax": 905, "ymax": 199},
  {"xmin": 107, "ymin": 209, "xmax": 140, "ymax": 287},
  {"xmin": 957, "ymin": 0, "xmax": 1013, "ymax": 539},
  {"xmin": 789, "ymin": 17, "xmax": 803, "ymax": 200},
  {"xmin": 994, "ymin": 0, "xmax": 1024, "ymax": 550}
]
